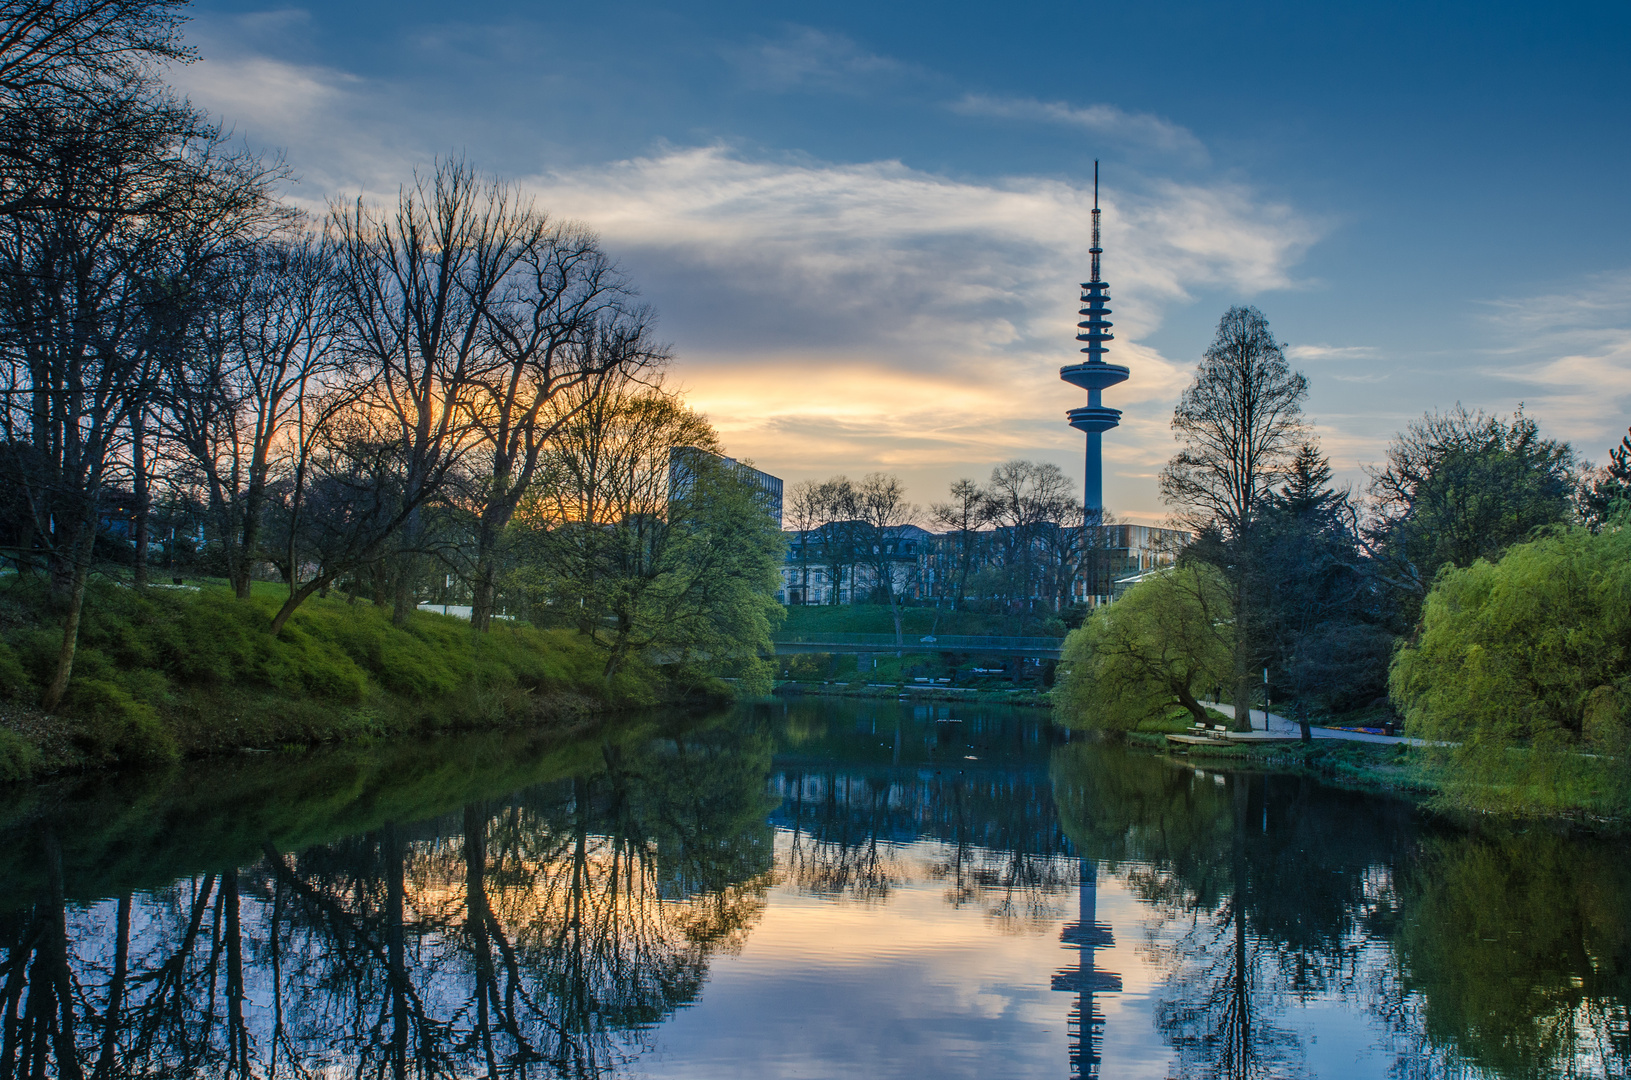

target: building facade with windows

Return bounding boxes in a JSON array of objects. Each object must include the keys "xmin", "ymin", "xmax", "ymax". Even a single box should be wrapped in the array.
[
  {"xmin": 780, "ymin": 523, "xmax": 934, "ymax": 605},
  {"xmin": 781, "ymin": 521, "xmax": 1187, "ymax": 609},
  {"xmin": 667, "ymin": 446, "xmax": 784, "ymax": 528}
]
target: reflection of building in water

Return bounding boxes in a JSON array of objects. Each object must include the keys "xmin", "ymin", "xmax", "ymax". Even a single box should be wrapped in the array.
[{"xmin": 1053, "ymin": 859, "xmax": 1121, "ymax": 1079}]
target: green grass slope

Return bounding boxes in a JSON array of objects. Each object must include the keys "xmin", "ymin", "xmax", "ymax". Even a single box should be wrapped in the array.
[{"xmin": 0, "ymin": 578, "xmax": 662, "ymax": 778}]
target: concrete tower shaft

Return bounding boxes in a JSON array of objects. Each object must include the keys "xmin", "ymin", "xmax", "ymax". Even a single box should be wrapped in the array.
[{"xmin": 1060, "ymin": 162, "xmax": 1127, "ymax": 512}]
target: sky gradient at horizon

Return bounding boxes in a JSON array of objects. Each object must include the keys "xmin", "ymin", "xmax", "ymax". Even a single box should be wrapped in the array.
[{"xmin": 173, "ymin": 1, "xmax": 1631, "ymax": 522}]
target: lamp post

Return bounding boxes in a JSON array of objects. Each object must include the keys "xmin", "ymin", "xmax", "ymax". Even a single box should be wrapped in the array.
[{"xmin": 1263, "ymin": 667, "xmax": 1270, "ymax": 731}]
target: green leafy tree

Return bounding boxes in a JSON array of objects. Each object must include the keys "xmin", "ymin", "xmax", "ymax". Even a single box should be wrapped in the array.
[
  {"xmin": 516, "ymin": 376, "xmax": 785, "ymax": 692},
  {"xmin": 1054, "ymin": 561, "xmax": 1233, "ymax": 734},
  {"xmin": 1389, "ymin": 523, "xmax": 1631, "ymax": 816},
  {"xmin": 1367, "ymin": 405, "xmax": 1576, "ymax": 621}
]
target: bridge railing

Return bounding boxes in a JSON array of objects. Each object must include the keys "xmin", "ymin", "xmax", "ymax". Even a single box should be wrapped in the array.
[{"xmin": 770, "ymin": 632, "xmax": 1065, "ymax": 652}]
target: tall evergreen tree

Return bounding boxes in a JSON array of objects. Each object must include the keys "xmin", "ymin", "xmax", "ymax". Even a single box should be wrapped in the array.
[{"xmin": 1581, "ymin": 425, "xmax": 1631, "ymax": 531}]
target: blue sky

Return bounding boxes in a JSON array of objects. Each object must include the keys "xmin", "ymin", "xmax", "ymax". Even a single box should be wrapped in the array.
[{"xmin": 173, "ymin": 0, "xmax": 1631, "ymax": 521}]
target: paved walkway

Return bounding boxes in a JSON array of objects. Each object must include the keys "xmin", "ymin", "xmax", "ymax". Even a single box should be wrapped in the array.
[{"xmin": 1200, "ymin": 702, "xmax": 1426, "ymax": 746}]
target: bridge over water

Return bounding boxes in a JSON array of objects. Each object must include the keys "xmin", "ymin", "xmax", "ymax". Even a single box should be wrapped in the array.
[{"xmin": 770, "ymin": 633, "xmax": 1065, "ymax": 660}]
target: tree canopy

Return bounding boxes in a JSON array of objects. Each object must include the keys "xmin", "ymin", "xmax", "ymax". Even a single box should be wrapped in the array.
[
  {"xmin": 1389, "ymin": 521, "xmax": 1631, "ymax": 816},
  {"xmin": 1054, "ymin": 560, "xmax": 1233, "ymax": 733}
]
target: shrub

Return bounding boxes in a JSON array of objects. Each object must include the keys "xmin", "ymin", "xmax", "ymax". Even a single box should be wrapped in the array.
[
  {"xmin": 0, "ymin": 729, "xmax": 40, "ymax": 781},
  {"xmin": 68, "ymin": 679, "xmax": 179, "ymax": 765},
  {"xmin": 0, "ymin": 641, "xmax": 32, "ymax": 700}
]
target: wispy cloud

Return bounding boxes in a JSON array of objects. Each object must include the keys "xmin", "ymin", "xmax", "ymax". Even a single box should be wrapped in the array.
[
  {"xmin": 729, "ymin": 26, "xmax": 928, "ymax": 95},
  {"xmin": 1474, "ymin": 272, "xmax": 1631, "ymax": 454},
  {"xmin": 1286, "ymin": 343, "xmax": 1378, "ymax": 361},
  {"xmin": 950, "ymin": 93, "xmax": 1205, "ymax": 159}
]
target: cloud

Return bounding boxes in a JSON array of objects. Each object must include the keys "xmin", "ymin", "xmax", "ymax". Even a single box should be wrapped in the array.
[
  {"xmin": 524, "ymin": 145, "xmax": 1319, "ymax": 511},
  {"xmin": 165, "ymin": 13, "xmax": 463, "ymax": 204},
  {"xmin": 1474, "ymin": 272, "xmax": 1631, "ymax": 453},
  {"xmin": 950, "ymin": 94, "xmax": 1205, "ymax": 159},
  {"xmin": 1286, "ymin": 343, "xmax": 1378, "ymax": 361},
  {"xmin": 730, "ymin": 26, "xmax": 928, "ymax": 94},
  {"xmin": 162, "ymin": 16, "xmax": 1319, "ymax": 517}
]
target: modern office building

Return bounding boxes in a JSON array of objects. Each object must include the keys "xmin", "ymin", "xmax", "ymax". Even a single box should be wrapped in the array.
[{"xmin": 667, "ymin": 446, "xmax": 784, "ymax": 528}]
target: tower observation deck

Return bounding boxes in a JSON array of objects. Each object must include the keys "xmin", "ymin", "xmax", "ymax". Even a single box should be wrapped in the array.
[{"xmin": 1060, "ymin": 162, "xmax": 1128, "ymax": 512}]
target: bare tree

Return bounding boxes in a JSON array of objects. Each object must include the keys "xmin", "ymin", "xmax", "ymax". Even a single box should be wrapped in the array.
[
  {"xmin": 0, "ymin": 78, "xmax": 281, "ymax": 708},
  {"xmin": 160, "ymin": 232, "xmax": 344, "ymax": 599},
  {"xmin": 784, "ymin": 479, "xmax": 826, "ymax": 604},
  {"xmin": 0, "ymin": 0, "xmax": 195, "ymax": 220},
  {"xmin": 856, "ymin": 471, "xmax": 918, "ymax": 646},
  {"xmin": 464, "ymin": 262, "xmax": 664, "ymax": 631},
  {"xmin": 1160, "ymin": 305, "xmax": 1307, "ymax": 730},
  {"xmin": 929, "ymin": 477, "xmax": 990, "ymax": 610},
  {"xmin": 811, "ymin": 476, "xmax": 862, "ymax": 605},
  {"xmin": 518, "ymin": 373, "xmax": 783, "ymax": 686},
  {"xmin": 985, "ymin": 459, "xmax": 1074, "ymax": 614},
  {"xmin": 329, "ymin": 160, "xmax": 545, "ymax": 627}
]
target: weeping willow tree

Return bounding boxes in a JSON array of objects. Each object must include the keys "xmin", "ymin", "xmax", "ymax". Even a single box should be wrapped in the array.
[
  {"xmin": 1389, "ymin": 521, "xmax": 1631, "ymax": 818},
  {"xmin": 512, "ymin": 374, "xmax": 784, "ymax": 692},
  {"xmin": 1054, "ymin": 560, "xmax": 1234, "ymax": 735}
]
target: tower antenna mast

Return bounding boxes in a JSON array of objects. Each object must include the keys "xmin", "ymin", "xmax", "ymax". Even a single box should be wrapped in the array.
[{"xmin": 1059, "ymin": 160, "xmax": 1129, "ymax": 592}]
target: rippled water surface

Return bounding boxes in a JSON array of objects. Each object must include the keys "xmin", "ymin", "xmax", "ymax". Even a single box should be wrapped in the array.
[{"xmin": 2, "ymin": 698, "xmax": 1627, "ymax": 1078}]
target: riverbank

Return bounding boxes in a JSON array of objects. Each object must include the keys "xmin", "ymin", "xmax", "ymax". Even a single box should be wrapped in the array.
[
  {"xmin": 773, "ymin": 680, "xmax": 1054, "ymax": 708},
  {"xmin": 0, "ymin": 578, "xmax": 690, "ymax": 781},
  {"xmin": 1133, "ymin": 729, "xmax": 1435, "ymax": 792},
  {"xmin": 1133, "ymin": 729, "xmax": 1627, "ymax": 829}
]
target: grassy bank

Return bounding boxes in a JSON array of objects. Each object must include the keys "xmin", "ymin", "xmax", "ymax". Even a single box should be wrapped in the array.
[
  {"xmin": 0, "ymin": 577, "xmax": 677, "ymax": 781},
  {"xmin": 1139, "ymin": 731, "xmax": 1436, "ymax": 793},
  {"xmin": 1128, "ymin": 729, "xmax": 1626, "ymax": 828}
]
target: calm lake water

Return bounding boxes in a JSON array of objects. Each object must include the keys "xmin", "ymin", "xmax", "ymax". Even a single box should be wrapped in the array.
[{"xmin": 1, "ymin": 698, "xmax": 1627, "ymax": 1079}]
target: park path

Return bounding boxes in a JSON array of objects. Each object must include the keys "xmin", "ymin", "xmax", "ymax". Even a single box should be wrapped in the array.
[{"xmin": 1200, "ymin": 702, "xmax": 1427, "ymax": 746}]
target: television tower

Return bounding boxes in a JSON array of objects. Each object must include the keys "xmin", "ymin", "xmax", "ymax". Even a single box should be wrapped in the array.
[
  {"xmin": 1053, "ymin": 859, "xmax": 1122, "ymax": 1079},
  {"xmin": 1060, "ymin": 163, "xmax": 1128, "ymax": 512}
]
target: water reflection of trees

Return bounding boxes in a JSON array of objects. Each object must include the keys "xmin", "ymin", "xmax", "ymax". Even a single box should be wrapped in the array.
[
  {"xmin": 773, "ymin": 763, "xmax": 1076, "ymax": 931},
  {"xmin": 1378, "ymin": 828, "xmax": 1631, "ymax": 1080},
  {"xmin": 0, "ymin": 725, "xmax": 776, "ymax": 1079},
  {"xmin": 1052, "ymin": 743, "xmax": 1631, "ymax": 1080}
]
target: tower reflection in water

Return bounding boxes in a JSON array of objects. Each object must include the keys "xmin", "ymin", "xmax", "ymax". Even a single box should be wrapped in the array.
[{"xmin": 1053, "ymin": 858, "xmax": 1121, "ymax": 1079}]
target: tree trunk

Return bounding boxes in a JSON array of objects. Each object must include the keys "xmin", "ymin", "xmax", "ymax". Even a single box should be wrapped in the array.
[
  {"xmin": 370, "ymin": 558, "xmax": 390, "ymax": 608},
  {"xmin": 131, "ymin": 412, "xmax": 149, "ymax": 589},
  {"xmin": 1176, "ymin": 687, "xmax": 1209, "ymax": 726},
  {"xmin": 269, "ymin": 574, "xmax": 335, "ymax": 636},
  {"xmin": 392, "ymin": 554, "xmax": 415, "ymax": 628},
  {"xmin": 234, "ymin": 482, "xmax": 262, "ymax": 601},
  {"xmin": 885, "ymin": 568, "xmax": 904, "ymax": 652},
  {"xmin": 470, "ymin": 568, "xmax": 494, "ymax": 632},
  {"xmin": 1231, "ymin": 583, "xmax": 1253, "ymax": 732},
  {"xmin": 470, "ymin": 515, "xmax": 500, "ymax": 632},
  {"xmin": 43, "ymin": 529, "xmax": 93, "ymax": 713}
]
